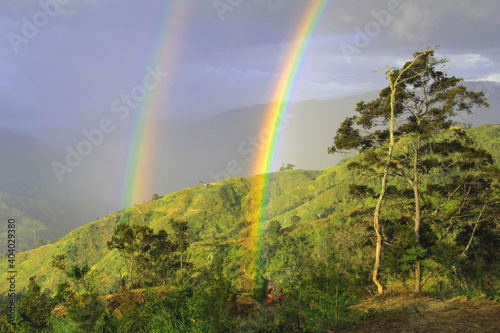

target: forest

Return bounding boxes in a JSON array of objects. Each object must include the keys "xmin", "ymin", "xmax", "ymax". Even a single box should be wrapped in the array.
[{"xmin": 1, "ymin": 49, "xmax": 499, "ymax": 332}]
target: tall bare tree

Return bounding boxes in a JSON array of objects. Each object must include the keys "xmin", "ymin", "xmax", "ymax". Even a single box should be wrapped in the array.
[{"xmin": 329, "ymin": 47, "xmax": 489, "ymax": 292}]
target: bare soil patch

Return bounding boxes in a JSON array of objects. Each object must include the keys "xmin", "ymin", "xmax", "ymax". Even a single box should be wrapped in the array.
[{"xmin": 335, "ymin": 292, "xmax": 500, "ymax": 333}]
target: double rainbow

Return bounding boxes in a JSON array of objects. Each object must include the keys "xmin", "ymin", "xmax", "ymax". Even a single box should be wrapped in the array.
[{"xmin": 119, "ymin": 1, "xmax": 330, "ymax": 285}]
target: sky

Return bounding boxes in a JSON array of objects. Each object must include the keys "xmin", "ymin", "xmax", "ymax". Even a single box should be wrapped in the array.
[
  {"xmin": 2, "ymin": 0, "xmax": 499, "ymax": 132},
  {"xmin": 1, "ymin": 0, "xmax": 500, "ymax": 208}
]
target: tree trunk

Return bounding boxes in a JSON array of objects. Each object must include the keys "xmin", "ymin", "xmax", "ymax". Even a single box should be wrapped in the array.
[
  {"xmin": 372, "ymin": 134, "xmax": 395, "ymax": 295},
  {"xmin": 415, "ymin": 262, "xmax": 421, "ymax": 292},
  {"xmin": 372, "ymin": 224, "xmax": 384, "ymax": 294},
  {"xmin": 371, "ymin": 76, "xmax": 398, "ymax": 295},
  {"xmin": 412, "ymin": 137, "xmax": 422, "ymax": 292}
]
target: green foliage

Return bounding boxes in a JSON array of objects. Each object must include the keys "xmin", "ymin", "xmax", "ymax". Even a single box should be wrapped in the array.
[
  {"xmin": 279, "ymin": 163, "xmax": 295, "ymax": 171},
  {"xmin": 50, "ymin": 254, "xmax": 66, "ymax": 271},
  {"xmin": 15, "ymin": 276, "xmax": 55, "ymax": 332},
  {"xmin": 93, "ymin": 254, "xmax": 237, "ymax": 333},
  {"xmin": 290, "ymin": 214, "xmax": 301, "ymax": 225},
  {"xmin": 149, "ymin": 229, "xmax": 177, "ymax": 285},
  {"xmin": 66, "ymin": 263, "xmax": 90, "ymax": 292},
  {"xmin": 66, "ymin": 291, "xmax": 106, "ymax": 332},
  {"xmin": 107, "ymin": 223, "xmax": 183, "ymax": 288},
  {"xmin": 454, "ymin": 214, "xmax": 500, "ymax": 292},
  {"xmin": 169, "ymin": 218, "xmax": 191, "ymax": 284},
  {"xmin": 218, "ymin": 183, "xmax": 243, "ymax": 214},
  {"xmin": 399, "ymin": 247, "xmax": 428, "ymax": 273},
  {"xmin": 169, "ymin": 218, "xmax": 190, "ymax": 254},
  {"xmin": 267, "ymin": 220, "xmax": 281, "ymax": 237},
  {"xmin": 53, "ymin": 282, "xmax": 73, "ymax": 304},
  {"xmin": 264, "ymin": 234, "xmax": 307, "ymax": 289},
  {"xmin": 251, "ymin": 266, "xmax": 268, "ymax": 302},
  {"xmin": 197, "ymin": 253, "xmax": 237, "ymax": 332},
  {"xmin": 274, "ymin": 262, "xmax": 360, "ymax": 331}
]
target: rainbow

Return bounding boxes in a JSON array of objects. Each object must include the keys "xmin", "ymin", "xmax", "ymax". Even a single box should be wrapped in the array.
[
  {"xmin": 250, "ymin": 0, "xmax": 330, "ymax": 282},
  {"xmin": 121, "ymin": 2, "xmax": 191, "ymax": 208}
]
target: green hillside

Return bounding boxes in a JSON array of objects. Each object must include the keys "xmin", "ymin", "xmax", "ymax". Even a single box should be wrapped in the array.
[
  {"xmin": 0, "ymin": 166, "xmax": 343, "ymax": 295},
  {"xmin": 468, "ymin": 124, "xmax": 500, "ymax": 166},
  {"xmin": 1, "ymin": 125, "xmax": 499, "ymax": 297}
]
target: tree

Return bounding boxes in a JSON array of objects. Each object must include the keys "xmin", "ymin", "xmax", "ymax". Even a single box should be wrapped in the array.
[
  {"xmin": 16, "ymin": 276, "xmax": 55, "ymax": 331},
  {"xmin": 169, "ymin": 218, "xmax": 190, "ymax": 283},
  {"xmin": 108, "ymin": 223, "xmax": 183, "ymax": 287},
  {"xmin": 268, "ymin": 219, "xmax": 282, "ymax": 236},
  {"xmin": 107, "ymin": 224, "xmax": 155, "ymax": 287},
  {"xmin": 66, "ymin": 263, "xmax": 91, "ymax": 293},
  {"xmin": 50, "ymin": 253, "xmax": 66, "ymax": 271},
  {"xmin": 107, "ymin": 223, "xmax": 137, "ymax": 286},
  {"xmin": 149, "ymin": 229, "xmax": 176, "ymax": 284},
  {"xmin": 420, "ymin": 148, "xmax": 500, "ymax": 291},
  {"xmin": 202, "ymin": 252, "xmax": 237, "ymax": 332},
  {"xmin": 53, "ymin": 282, "xmax": 73, "ymax": 304},
  {"xmin": 66, "ymin": 291, "xmax": 105, "ymax": 332},
  {"xmin": 279, "ymin": 163, "xmax": 295, "ymax": 171},
  {"xmin": 36, "ymin": 238, "xmax": 46, "ymax": 248},
  {"xmin": 267, "ymin": 235, "xmax": 305, "ymax": 286},
  {"xmin": 290, "ymin": 214, "xmax": 301, "ymax": 225},
  {"xmin": 329, "ymin": 47, "xmax": 490, "ymax": 292}
]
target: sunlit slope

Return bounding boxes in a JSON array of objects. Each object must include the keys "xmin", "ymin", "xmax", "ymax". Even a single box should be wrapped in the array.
[
  {"xmin": 468, "ymin": 124, "xmax": 500, "ymax": 167},
  {"xmin": 1, "ymin": 124, "xmax": 499, "ymax": 296},
  {"xmin": 0, "ymin": 166, "xmax": 349, "ymax": 295}
]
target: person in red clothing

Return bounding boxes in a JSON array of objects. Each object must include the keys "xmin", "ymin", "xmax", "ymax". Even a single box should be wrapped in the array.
[
  {"xmin": 277, "ymin": 288, "xmax": 284, "ymax": 306},
  {"xmin": 267, "ymin": 284, "xmax": 275, "ymax": 303}
]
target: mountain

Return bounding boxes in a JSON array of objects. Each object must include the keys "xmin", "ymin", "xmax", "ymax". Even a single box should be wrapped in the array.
[
  {"xmin": 150, "ymin": 92, "xmax": 380, "ymax": 197},
  {"xmin": 2, "ymin": 124, "xmax": 499, "ymax": 297},
  {"xmin": 0, "ymin": 128, "xmax": 114, "ymax": 249},
  {"xmin": 149, "ymin": 81, "xmax": 500, "ymax": 199}
]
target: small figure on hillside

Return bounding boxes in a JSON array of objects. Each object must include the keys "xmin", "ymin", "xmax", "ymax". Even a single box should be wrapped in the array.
[
  {"xmin": 278, "ymin": 288, "xmax": 284, "ymax": 306},
  {"xmin": 267, "ymin": 284, "xmax": 275, "ymax": 304},
  {"xmin": 120, "ymin": 277, "xmax": 126, "ymax": 292}
]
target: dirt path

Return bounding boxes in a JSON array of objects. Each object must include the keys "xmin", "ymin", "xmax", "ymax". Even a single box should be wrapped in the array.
[{"xmin": 334, "ymin": 292, "xmax": 500, "ymax": 333}]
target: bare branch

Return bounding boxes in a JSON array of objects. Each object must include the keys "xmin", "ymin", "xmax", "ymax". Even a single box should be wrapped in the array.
[{"xmin": 460, "ymin": 201, "xmax": 488, "ymax": 257}]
